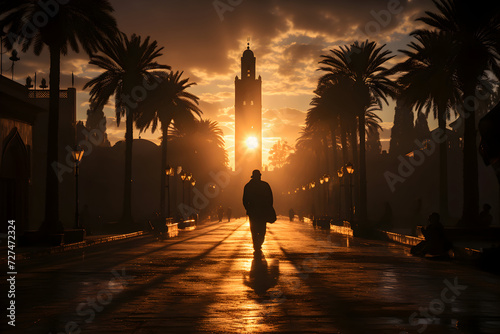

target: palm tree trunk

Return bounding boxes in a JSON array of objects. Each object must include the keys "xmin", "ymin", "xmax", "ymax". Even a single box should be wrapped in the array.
[
  {"xmin": 160, "ymin": 127, "xmax": 167, "ymax": 220},
  {"xmin": 329, "ymin": 121, "xmax": 339, "ymax": 218},
  {"xmin": 358, "ymin": 113, "xmax": 367, "ymax": 224},
  {"xmin": 349, "ymin": 119, "xmax": 360, "ymax": 220},
  {"xmin": 40, "ymin": 45, "xmax": 64, "ymax": 234},
  {"xmin": 340, "ymin": 121, "xmax": 349, "ymax": 166},
  {"xmin": 321, "ymin": 135, "xmax": 330, "ymax": 216},
  {"xmin": 329, "ymin": 122, "xmax": 339, "ymax": 172},
  {"xmin": 438, "ymin": 106, "xmax": 449, "ymax": 221},
  {"xmin": 122, "ymin": 113, "xmax": 134, "ymax": 224},
  {"xmin": 340, "ymin": 120, "xmax": 351, "ymax": 222},
  {"xmin": 321, "ymin": 135, "xmax": 329, "ymax": 174},
  {"xmin": 350, "ymin": 119, "xmax": 359, "ymax": 171},
  {"xmin": 462, "ymin": 90, "xmax": 479, "ymax": 226}
]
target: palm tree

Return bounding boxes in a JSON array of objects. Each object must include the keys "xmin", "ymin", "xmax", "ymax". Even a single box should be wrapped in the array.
[
  {"xmin": 169, "ymin": 118, "xmax": 228, "ymax": 170},
  {"xmin": 308, "ymin": 75, "xmax": 357, "ymax": 172},
  {"xmin": 168, "ymin": 118, "xmax": 228, "ymax": 217},
  {"xmin": 319, "ymin": 41, "xmax": 398, "ymax": 224},
  {"xmin": 307, "ymin": 93, "xmax": 340, "ymax": 172},
  {"xmin": 0, "ymin": 0, "xmax": 117, "ymax": 234},
  {"xmin": 297, "ymin": 123, "xmax": 330, "ymax": 174},
  {"xmin": 135, "ymin": 71, "xmax": 202, "ymax": 220},
  {"xmin": 393, "ymin": 30, "xmax": 461, "ymax": 220},
  {"xmin": 416, "ymin": 0, "xmax": 500, "ymax": 225},
  {"xmin": 84, "ymin": 33, "xmax": 169, "ymax": 225}
]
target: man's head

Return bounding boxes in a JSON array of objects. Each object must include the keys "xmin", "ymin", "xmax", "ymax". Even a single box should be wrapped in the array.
[{"xmin": 251, "ymin": 169, "xmax": 261, "ymax": 180}]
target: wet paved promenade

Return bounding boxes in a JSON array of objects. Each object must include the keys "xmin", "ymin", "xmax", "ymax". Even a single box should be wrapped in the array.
[{"xmin": 2, "ymin": 218, "xmax": 500, "ymax": 333}]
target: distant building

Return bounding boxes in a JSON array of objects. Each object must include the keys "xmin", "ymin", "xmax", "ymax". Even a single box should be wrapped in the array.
[
  {"xmin": 235, "ymin": 43, "xmax": 262, "ymax": 176},
  {"xmin": 0, "ymin": 76, "xmax": 76, "ymax": 234}
]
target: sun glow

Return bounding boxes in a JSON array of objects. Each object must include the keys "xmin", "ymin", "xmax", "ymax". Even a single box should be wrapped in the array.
[{"xmin": 246, "ymin": 136, "xmax": 259, "ymax": 149}]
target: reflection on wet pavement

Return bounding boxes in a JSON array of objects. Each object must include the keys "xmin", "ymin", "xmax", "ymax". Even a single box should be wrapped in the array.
[
  {"xmin": 243, "ymin": 256, "xmax": 280, "ymax": 296},
  {"xmin": 1, "ymin": 218, "xmax": 499, "ymax": 333}
]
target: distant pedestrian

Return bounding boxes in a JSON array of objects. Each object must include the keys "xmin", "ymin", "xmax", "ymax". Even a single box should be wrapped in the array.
[
  {"xmin": 479, "ymin": 204, "xmax": 493, "ymax": 228},
  {"xmin": 217, "ymin": 205, "xmax": 224, "ymax": 222},
  {"xmin": 227, "ymin": 207, "xmax": 232, "ymax": 222},
  {"xmin": 289, "ymin": 208, "xmax": 295, "ymax": 222},
  {"xmin": 243, "ymin": 170, "xmax": 275, "ymax": 257}
]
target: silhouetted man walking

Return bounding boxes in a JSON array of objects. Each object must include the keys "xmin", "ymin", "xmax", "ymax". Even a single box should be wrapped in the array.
[{"xmin": 243, "ymin": 170, "xmax": 274, "ymax": 257}]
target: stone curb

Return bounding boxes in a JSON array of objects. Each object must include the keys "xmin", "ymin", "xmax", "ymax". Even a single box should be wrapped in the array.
[
  {"xmin": 376, "ymin": 229, "xmax": 482, "ymax": 257},
  {"xmin": 0, "ymin": 231, "xmax": 146, "ymax": 262}
]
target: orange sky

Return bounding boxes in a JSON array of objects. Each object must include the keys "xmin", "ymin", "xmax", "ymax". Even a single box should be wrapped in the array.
[{"xmin": 6, "ymin": 0, "xmax": 438, "ymax": 170}]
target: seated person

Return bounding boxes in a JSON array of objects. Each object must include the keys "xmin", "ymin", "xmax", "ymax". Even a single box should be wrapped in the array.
[{"xmin": 411, "ymin": 213, "xmax": 452, "ymax": 257}]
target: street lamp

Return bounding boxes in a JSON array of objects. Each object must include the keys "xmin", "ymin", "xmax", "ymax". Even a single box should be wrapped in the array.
[
  {"xmin": 180, "ymin": 171, "xmax": 187, "ymax": 208},
  {"xmin": 345, "ymin": 162, "xmax": 354, "ymax": 222},
  {"xmin": 189, "ymin": 178, "xmax": 196, "ymax": 210},
  {"xmin": 322, "ymin": 174, "xmax": 331, "ymax": 216},
  {"xmin": 337, "ymin": 168, "xmax": 344, "ymax": 222},
  {"xmin": 165, "ymin": 165, "xmax": 174, "ymax": 218},
  {"xmin": 71, "ymin": 146, "xmax": 84, "ymax": 229},
  {"xmin": 345, "ymin": 162, "xmax": 354, "ymax": 175},
  {"xmin": 9, "ymin": 50, "xmax": 20, "ymax": 80}
]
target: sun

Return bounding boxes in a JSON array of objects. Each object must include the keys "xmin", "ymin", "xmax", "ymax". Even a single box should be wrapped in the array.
[{"xmin": 246, "ymin": 136, "xmax": 259, "ymax": 149}]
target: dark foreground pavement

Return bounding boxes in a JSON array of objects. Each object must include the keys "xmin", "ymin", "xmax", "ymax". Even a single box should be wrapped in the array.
[{"xmin": 1, "ymin": 218, "xmax": 499, "ymax": 333}]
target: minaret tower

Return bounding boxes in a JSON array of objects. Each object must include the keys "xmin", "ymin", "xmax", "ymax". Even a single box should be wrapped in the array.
[{"xmin": 235, "ymin": 43, "xmax": 262, "ymax": 176}]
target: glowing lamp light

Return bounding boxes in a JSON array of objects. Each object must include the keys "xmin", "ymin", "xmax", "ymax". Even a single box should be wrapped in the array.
[
  {"xmin": 71, "ymin": 146, "xmax": 84, "ymax": 163},
  {"xmin": 337, "ymin": 169, "xmax": 344, "ymax": 178},
  {"xmin": 166, "ymin": 165, "xmax": 174, "ymax": 176},
  {"xmin": 246, "ymin": 136, "xmax": 259, "ymax": 149},
  {"xmin": 345, "ymin": 162, "xmax": 354, "ymax": 175}
]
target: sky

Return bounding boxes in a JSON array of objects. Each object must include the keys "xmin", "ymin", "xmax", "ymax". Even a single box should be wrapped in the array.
[{"xmin": 4, "ymin": 0, "xmax": 438, "ymax": 170}]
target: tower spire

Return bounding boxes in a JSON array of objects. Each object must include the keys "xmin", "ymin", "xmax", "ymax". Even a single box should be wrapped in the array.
[{"xmin": 235, "ymin": 44, "xmax": 262, "ymax": 175}]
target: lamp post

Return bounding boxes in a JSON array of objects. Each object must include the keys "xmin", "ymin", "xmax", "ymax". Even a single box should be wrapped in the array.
[
  {"xmin": 71, "ymin": 146, "xmax": 84, "ymax": 229},
  {"xmin": 323, "ymin": 174, "xmax": 330, "ymax": 216},
  {"xmin": 189, "ymin": 178, "xmax": 196, "ymax": 211},
  {"xmin": 319, "ymin": 176, "xmax": 325, "ymax": 215},
  {"xmin": 337, "ymin": 168, "xmax": 344, "ymax": 222},
  {"xmin": 9, "ymin": 50, "xmax": 20, "ymax": 80},
  {"xmin": 310, "ymin": 181, "xmax": 316, "ymax": 218},
  {"xmin": 180, "ymin": 171, "xmax": 187, "ymax": 208},
  {"xmin": 165, "ymin": 165, "xmax": 174, "ymax": 218},
  {"xmin": 345, "ymin": 162, "xmax": 354, "ymax": 223}
]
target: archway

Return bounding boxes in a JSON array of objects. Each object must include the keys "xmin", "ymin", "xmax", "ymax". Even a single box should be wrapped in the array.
[{"xmin": 0, "ymin": 128, "xmax": 30, "ymax": 235}]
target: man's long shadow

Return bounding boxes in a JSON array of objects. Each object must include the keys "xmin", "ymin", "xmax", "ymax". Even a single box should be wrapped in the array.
[{"xmin": 243, "ymin": 255, "xmax": 280, "ymax": 296}]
